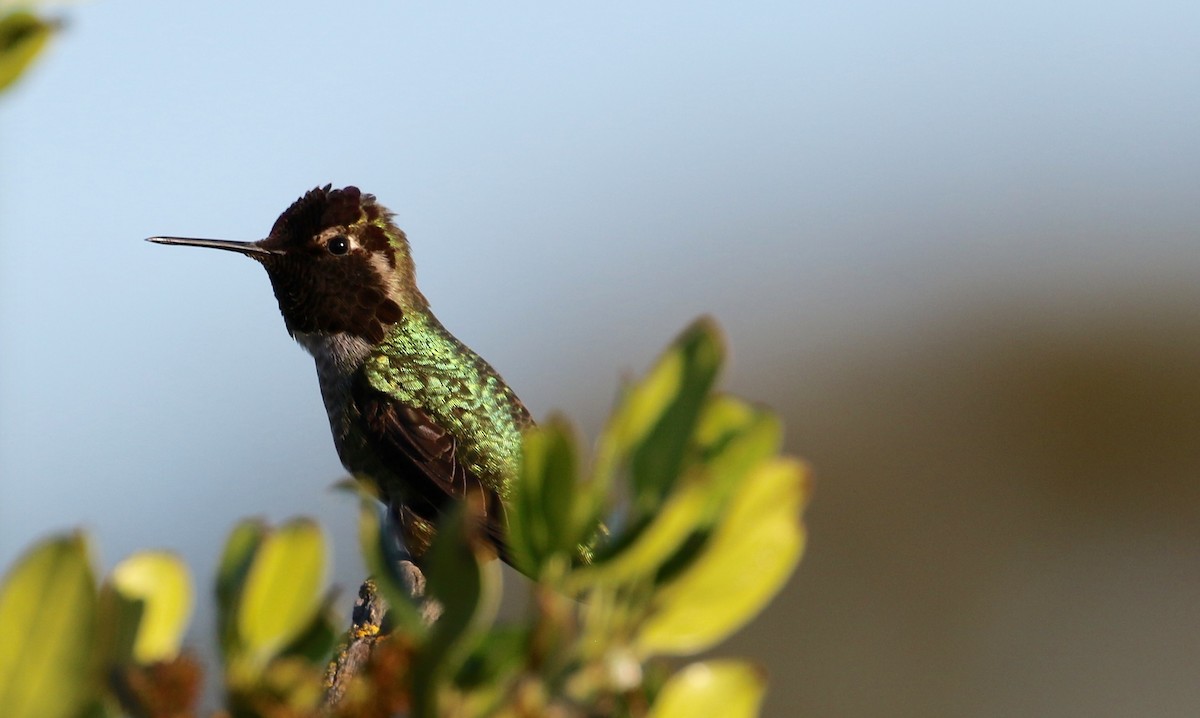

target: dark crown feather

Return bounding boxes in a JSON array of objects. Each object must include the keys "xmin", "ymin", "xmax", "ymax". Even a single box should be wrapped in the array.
[{"xmin": 268, "ymin": 185, "xmax": 382, "ymax": 245}]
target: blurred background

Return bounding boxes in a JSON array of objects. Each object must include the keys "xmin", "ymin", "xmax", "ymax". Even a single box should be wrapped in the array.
[{"xmin": 2, "ymin": 2, "xmax": 1198, "ymax": 715}]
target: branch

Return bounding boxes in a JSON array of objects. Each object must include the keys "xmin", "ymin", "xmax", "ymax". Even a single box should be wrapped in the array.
[{"xmin": 321, "ymin": 560, "xmax": 441, "ymax": 712}]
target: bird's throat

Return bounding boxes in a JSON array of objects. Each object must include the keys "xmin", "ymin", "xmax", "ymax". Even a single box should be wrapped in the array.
[{"xmin": 293, "ymin": 330, "xmax": 376, "ymax": 437}]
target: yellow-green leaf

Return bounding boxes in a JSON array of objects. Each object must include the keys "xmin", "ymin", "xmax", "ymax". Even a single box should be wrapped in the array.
[
  {"xmin": 694, "ymin": 396, "xmax": 782, "ymax": 483},
  {"xmin": 0, "ymin": 11, "xmax": 55, "ymax": 94},
  {"xmin": 510, "ymin": 417, "xmax": 588, "ymax": 575},
  {"xmin": 592, "ymin": 317, "xmax": 724, "ymax": 511},
  {"xmin": 648, "ymin": 660, "xmax": 766, "ymax": 718},
  {"xmin": 0, "ymin": 533, "xmax": 97, "ymax": 718},
  {"xmin": 216, "ymin": 519, "xmax": 265, "ymax": 614},
  {"xmin": 575, "ymin": 398, "xmax": 779, "ymax": 589},
  {"xmin": 106, "ymin": 551, "xmax": 192, "ymax": 664},
  {"xmin": 278, "ymin": 596, "xmax": 339, "ymax": 664},
  {"xmin": 637, "ymin": 458, "xmax": 810, "ymax": 656},
  {"xmin": 237, "ymin": 518, "xmax": 326, "ymax": 664},
  {"xmin": 216, "ymin": 518, "xmax": 266, "ymax": 657},
  {"xmin": 612, "ymin": 349, "xmax": 685, "ymax": 451},
  {"xmin": 568, "ymin": 472, "xmax": 712, "ymax": 589},
  {"xmin": 630, "ymin": 319, "xmax": 724, "ymax": 505}
]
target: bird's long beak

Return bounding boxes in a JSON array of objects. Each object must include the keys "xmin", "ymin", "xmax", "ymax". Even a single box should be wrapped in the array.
[{"xmin": 146, "ymin": 236, "xmax": 278, "ymax": 257}]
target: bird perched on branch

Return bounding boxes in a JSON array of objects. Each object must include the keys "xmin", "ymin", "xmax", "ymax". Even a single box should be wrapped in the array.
[{"xmin": 151, "ymin": 185, "xmax": 531, "ymax": 563}]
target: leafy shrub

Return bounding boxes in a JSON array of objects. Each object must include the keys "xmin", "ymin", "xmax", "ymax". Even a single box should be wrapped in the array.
[{"xmin": 0, "ymin": 318, "xmax": 811, "ymax": 717}]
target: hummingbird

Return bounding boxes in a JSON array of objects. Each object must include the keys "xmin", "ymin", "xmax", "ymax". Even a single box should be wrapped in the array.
[{"xmin": 149, "ymin": 185, "xmax": 531, "ymax": 563}]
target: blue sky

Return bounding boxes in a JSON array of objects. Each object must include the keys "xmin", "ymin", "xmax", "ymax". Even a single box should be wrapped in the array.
[{"xmin": 2, "ymin": 1, "xmax": 1198, "ymax": 713}]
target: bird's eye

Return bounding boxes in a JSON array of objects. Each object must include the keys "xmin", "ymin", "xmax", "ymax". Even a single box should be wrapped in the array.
[{"xmin": 327, "ymin": 235, "xmax": 350, "ymax": 255}]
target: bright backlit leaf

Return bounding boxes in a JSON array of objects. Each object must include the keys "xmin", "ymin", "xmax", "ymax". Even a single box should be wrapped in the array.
[
  {"xmin": 569, "ymin": 472, "xmax": 713, "ymax": 589},
  {"xmin": 237, "ymin": 518, "xmax": 327, "ymax": 665},
  {"xmin": 0, "ymin": 533, "xmax": 96, "ymax": 718},
  {"xmin": 216, "ymin": 518, "xmax": 266, "ymax": 655},
  {"xmin": 647, "ymin": 660, "xmax": 766, "ymax": 718},
  {"xmin": 106, "ymin": 551, "xmax": 193, "ymax": 664},
  {"xmin": 0, "ymin": 11, "xmax": 55, "ymax": 93},
  {"xmin": 592, "ymin": 317, "xmax": 724, "ymax": 518},
  {"xmin": 573, "ymin": 398, "xmax": 782, "ymax": 590},
  {"xmin": 693, "ymin": 396, "xmax": 782, "ymax": 485},
  {"xmin": 637, "ymin": 458, "xmax": 810, "ymax": 656}
]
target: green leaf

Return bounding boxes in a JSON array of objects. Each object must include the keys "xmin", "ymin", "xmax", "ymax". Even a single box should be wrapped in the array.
[
  {"xmin": 650, "ymin": 398, "xmax": 783, "ymax": 586},
  {"xmin": 357, "ymin": 501, "xmax": 426, "ymax": 636},
  {"xmin": 636, "ymin": 458, "xmax": 810, "ymax": 656},
  {"xmin": 411, "ymin": 506, "xmax": 502, "ymax": 718},
  {"xmin": 215, "ymin": 518, "xmax": 266, "ymax": 656},
  {"xmin": 535, "ymin": 419, "xmax": 582, "ymax": 559},
  {"xmin": 647, "ymin": 660, "xmax": 766, "ymax": 718},
  {"xmin": 510, "ymin": 417, "xmax": 588, "ymax": 575},
  {"xmin": 572, "ymin": 398, "xmax": 780, "ymax": 589},
  {"xmin": 454, "ymin": 625, "xmax": 527, "ymax": 691},
  {"xmin": 0, "ymin": 11, "xmax": 56, "ymax": 94},
  {"xmin": 628, "ymin": 318, "xmax": 724, "ymax": 507},
  {"xmin": 102, "ymin": 551, "xmax": 193, "ymax": 664},
  {"xmin": 236, "ymin": 518, "xmax": 327, "ymax": 665},
  {"xmin": 0, "ymin": 532, "xmax": 97, "ymax": 718},
  {"xmin": 693, "ymin": 396, "xmax": 782, "ymax": 487},
  {"xmin": 568, "ymin": 472, "xmax": 713, "ymax": 589},
  {"xmin": 592, "ymin": 317, "xmax": 724, "ymax": 537},
  {"xmin": 248, "ymin": 656, "xmax": 325, "ymax": 713},
  {"xmin": 277, "ymin": 594, "xmax": 339, "ymax": 665},
  {"xmin": 451, "ymin": 625, "xmax": 528, "ymax": 716}
]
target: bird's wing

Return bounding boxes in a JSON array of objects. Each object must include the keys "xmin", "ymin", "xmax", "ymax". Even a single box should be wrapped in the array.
[{"xmin": 351, "ymin": 374, "xmax": 510, "ymax": 559}]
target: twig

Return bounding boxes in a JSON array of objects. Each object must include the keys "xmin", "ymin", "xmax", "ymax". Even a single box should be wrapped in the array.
[
  {"xmin": 322, "ymin": 578, "xmax": 388, "ymax": 710},
  {"xmin": 321, "ymin": 560, "xmax": 442, "ymax": 713}
]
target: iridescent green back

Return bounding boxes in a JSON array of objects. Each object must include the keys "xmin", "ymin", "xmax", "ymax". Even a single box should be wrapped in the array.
[{"xmin": 361, "ymin": 311, "xmax": 532, "ymax": 499}]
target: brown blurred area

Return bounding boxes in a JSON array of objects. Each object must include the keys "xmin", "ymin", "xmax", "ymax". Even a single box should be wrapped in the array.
[{"xmin": 725, "ymin": 283, "xmax": 1200, "ymax": 717}]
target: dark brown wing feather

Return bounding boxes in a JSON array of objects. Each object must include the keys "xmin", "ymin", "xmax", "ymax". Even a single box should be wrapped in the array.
[{"xmin": 351, "ymin": 375, "xmax": 510, "ymax": 560}]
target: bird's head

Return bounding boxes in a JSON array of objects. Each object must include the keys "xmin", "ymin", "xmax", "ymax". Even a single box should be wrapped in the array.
[{"xmin": 150, "ymin": 185, "xmax": 424, "ymax": 343}]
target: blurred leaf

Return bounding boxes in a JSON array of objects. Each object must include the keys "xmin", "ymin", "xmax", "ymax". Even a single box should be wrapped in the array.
[
  {"xmin": 454, "ymin": 625, "xmax": 527, "ymax": 690},
  {"xmin": 628, "ymin": 318, "xmax": 724, "ymax": 507},
  {"xmin": 510, "ymin": 417, "xmax": 589, "ymax": 575},
  {"xmin": 237, "ymin": 518, "xmax": 327, "ymax": 665},
  {"xmin": 245, "ymin": 656, "xmax": 325, "ymax": 714},
  {"xmin": 568, "ymin": 473, "xmax": 713, "ymax": 589},
  {"xmin": 278, "ymin": 594, "xmax": 339, "ymax": 665},
  {"xmin": 693, "ymin": 396, "xmax": 782, "ymax": 485},
  {"xmin": 96, "ymin": 586, "xmax": 143, "ymax": 673},
  {"xmin": 0, "ymin": 11, "xmax": 55, "ymax": 94},
  {"xmin": 0, "ymin": 533, "xmax": 97, "ymax": 718},
  {"xmin": 536, "ymin": 419, "xmax": 583, "ymax": 554},
  {"xmin": 411, "ymin": 505, "xmax": 502, "ymax": 718},
  {"xmin": 637, "ymin": 458, "xmax": 810, "ymax": 656},
  {"xmin": 357, "ymin": 501, "xmax": 426, "ymax": 635},
  {"xmin": 103, "ymin": 551, "xmax": 193, "ymax": 664},
  {"xmin": 573, "ymin": 399, "xmax": 780, "ymax": 589},
  {"xmin": 650, "ymin": 398, "xmax": 784, "ymax": 586},
  {"xmin": 451, "ymin": 626, "xmax": 528, "ymax": 716},
  {"xmin": 593, "ymin": 318, "xmax": 724, "ymax": 513},
  {"xmin": 77, "ymin": 696, "xmax": 123, "ymax": 718},
  {"xmin": 647, "ymin": 660, "xmax": 766, "ymax": 718},
  {"xmin": 216, "ymin": 518, "xmax": 266, "ymax": 656}
]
